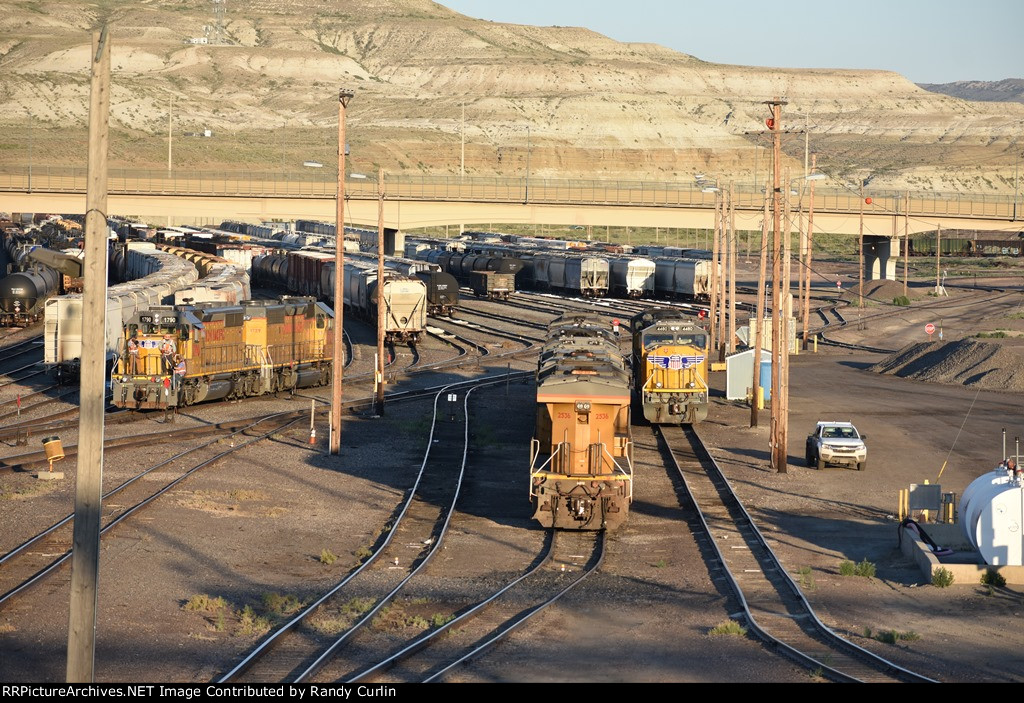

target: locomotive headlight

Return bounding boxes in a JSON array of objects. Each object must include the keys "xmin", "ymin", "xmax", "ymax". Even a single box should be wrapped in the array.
[
  {"xmin": 688, "ymin": 382, "xmax": 696, "ymax": 388},
  {"xmin": 574, "ymin": 401, "xmax": 592, "ymax": 413}
]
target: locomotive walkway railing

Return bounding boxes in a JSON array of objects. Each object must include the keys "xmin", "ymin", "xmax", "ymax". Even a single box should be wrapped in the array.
[{"xmin": 1, "ymin": 165, "xmax": 1021, "ymax": 222}]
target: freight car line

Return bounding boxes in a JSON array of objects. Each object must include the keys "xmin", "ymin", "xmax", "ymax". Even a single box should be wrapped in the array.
[
  {"xmin": 347, "ymin": 529, "xmax": 605, "ymax": 684},
  {"xmin": 219, "ymin": 378, "xmax": 514, "ymax": 683},
  {"xmin": 0, "ymin": 412, "xmax": 302, "ymax": 608},
  {"xmin": 660, "ymin": 424, "xmax": 935, "ymax": 683}
]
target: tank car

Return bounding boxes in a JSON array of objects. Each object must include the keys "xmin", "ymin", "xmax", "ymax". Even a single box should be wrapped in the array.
[
  {"xmin": 631, "ymin": 308, "xmax": 709, "ymax": 424},
  {"xmin": 111, "ymin": 297, "xmax": 332, "ymax": 410},
  {"xmin": 529, "ymin": 314, "xmax": 633, "ymax": 531},
  {"xmin": 44, "ymin": 242, "xmax": 199, "ymax": 375},
  {"xmin": 0, "ymin": 268, "xmax": 60, "ymax": 325}
]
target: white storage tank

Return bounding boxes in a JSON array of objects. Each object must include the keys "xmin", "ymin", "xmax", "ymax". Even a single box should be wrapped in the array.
[{"xmin": 960, "ymin": 469, "xmax": 1024, "ymax": 566}]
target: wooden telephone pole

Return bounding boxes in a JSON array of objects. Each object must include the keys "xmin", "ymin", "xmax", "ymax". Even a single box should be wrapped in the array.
[
  {"xmin": 751, "ymin": 186, "xmax": 769, "ymax": 428},
  {"xmin": 767, "ymin": 98, "xmax": 788, "ymax": 473},
  {"xmin": 66, "ymin": 27, "xmax": 110, "ymax": 683}
]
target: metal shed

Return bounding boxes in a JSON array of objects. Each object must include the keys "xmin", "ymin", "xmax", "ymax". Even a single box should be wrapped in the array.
[{"xmin": 725, "ymin": 348, "xmax": 773, "ymax": 401}]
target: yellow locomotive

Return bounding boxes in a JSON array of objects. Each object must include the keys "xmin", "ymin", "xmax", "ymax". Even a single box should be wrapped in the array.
[
  {"xmin": 111, "ymin": 296, "xmax": 333, "ymax": 410},
  {"xmin": 631, "ymin": 309, "xmax": 709, "ymax": 424},
  {"xmin": 529, "ymin": 314, "xmax": 633, "ymax": 530}
]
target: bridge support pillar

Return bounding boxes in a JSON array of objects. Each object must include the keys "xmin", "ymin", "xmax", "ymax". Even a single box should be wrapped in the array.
[{"xmin": 864, "ymin": 235, "xmax": 899, "ymax": 281}]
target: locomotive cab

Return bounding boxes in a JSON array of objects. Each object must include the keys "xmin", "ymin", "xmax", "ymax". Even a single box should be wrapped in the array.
[{"xmin": 632, "ymin": 310, "xmax": 710, "ymax": 424}]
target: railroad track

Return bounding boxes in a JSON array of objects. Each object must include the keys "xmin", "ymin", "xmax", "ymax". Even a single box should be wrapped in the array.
[
  {"xmin": 0, "ymin": 412, "xmax": 303, "ymax": 608},
  {"xmin": 0, "ymin": 336, "xmax": 43, "ymax": 372},
  {"xmin": 658, "ymin": 424, "xmax": 936, "ymax": 683},
  {"xmin": 346, "ymin": 529, "xmax": 605, "ymax": 684},
  {"xmin": 218, "ymin": 377, "xmax": 510, "ymax": 683},
  {"xmin": 810, "ymin": 288, "xmax": 1019, "ymax": 354}
]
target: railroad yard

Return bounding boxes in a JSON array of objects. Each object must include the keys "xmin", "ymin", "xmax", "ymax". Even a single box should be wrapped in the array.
[{"xmin": 1, "ymin": 258, "xmax": 1023, "ymax": 684}]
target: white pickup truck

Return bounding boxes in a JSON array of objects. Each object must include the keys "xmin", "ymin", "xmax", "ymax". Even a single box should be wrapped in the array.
[{"xmin": 805, "ymin": 421, "xmax": 867, "ymax": 471}]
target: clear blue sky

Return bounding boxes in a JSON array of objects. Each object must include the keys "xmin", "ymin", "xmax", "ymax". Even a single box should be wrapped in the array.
[{"xmin": 439, "ymin": 0, "xmax": 1022, "ymax": 84}]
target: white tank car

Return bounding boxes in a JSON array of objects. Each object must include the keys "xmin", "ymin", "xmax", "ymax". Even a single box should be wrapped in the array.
[{"xmin": 44, "ymin": 242, "xmax": 198, "ymax": 372}]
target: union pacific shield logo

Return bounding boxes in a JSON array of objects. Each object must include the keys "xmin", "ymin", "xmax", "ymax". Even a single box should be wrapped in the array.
[{"xmin": 650, "ymin": 354, "xmax": 705, "ymax": 370}]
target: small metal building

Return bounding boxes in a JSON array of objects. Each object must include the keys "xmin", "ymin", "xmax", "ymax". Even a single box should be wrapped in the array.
[{"xmin": 725, "ymin": 348, "xmax": 773, "ymax": 401}]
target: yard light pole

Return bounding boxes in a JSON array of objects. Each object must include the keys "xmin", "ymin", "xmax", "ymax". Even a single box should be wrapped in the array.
[{"xmin": 331, "ymin": 88, "xmax": 354, "ymax": 456}]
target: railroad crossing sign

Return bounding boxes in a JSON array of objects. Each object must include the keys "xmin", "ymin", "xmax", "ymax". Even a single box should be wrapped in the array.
[{"xmin": 925, "ymin": 323, "xmax": 936, "ymax": 336}]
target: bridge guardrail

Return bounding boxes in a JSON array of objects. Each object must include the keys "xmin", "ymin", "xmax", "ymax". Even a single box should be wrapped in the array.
[{"xmin": 0, "ymin": 166, "xmax": 1020, "ymax": 222}]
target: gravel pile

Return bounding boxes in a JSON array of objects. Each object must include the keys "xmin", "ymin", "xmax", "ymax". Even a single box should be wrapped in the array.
[
  {"xmin": 871, "ymin": 338, "xmax": 1024, "ymax": 391},
  {"xmin": 839, "ymin": 279, "xmax": 929, "ymax": 306}
]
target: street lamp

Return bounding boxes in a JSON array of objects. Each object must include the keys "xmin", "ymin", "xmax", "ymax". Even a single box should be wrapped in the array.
[
  {"xmin": 793, "ymin": 171, "xmax": 826, "ymax": 349},
  {"xmin": 1014, "ymin": 148, "xmax": 1023, "ymax": 221},
  {"xmin": 331, "ymin": 87, "xmax": 354, "ymax": 457}
]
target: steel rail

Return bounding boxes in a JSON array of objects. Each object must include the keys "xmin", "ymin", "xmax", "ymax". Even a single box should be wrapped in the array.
[
  {"xmin": 662, "ymin": 424, "xmax": 936, "ymax": 683},
  {"xmin": 218, "ymin": 375, "xmax": 515, "ymax": 683},
  {"xmin": 422, "ymin": 530, "xmax": 606, "ymax": 683},
  {"xmin": 0, "ymin": 412, "xmax": 301, "ymax": 607}
]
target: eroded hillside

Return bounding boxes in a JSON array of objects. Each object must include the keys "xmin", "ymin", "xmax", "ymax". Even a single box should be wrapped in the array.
[{"xmin": 0, "ymin": 0, "xmax": 1021, "ymax": 191}]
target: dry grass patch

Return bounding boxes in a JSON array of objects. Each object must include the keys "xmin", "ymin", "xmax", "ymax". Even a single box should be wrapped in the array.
[
  {"xmin": 371, "ymin": 598, "xmax": 455, "ymax": 633},
  {"xmin": 306, "ymin": 597, "xmax": 376, "ymax": 636},
  {"xmin": 176, "ymin": 489, "xmax": 273, "ymax": 517}
]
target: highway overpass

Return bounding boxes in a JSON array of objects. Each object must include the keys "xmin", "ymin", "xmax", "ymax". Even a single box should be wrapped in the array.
[{"xmin": 1, "ymin": 167, "xmax": 1021, "ymax": 239}]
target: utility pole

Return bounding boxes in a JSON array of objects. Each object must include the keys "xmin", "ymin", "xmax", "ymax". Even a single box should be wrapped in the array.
[
  {"xmin": 376, "ymin": 167, "xmax": 386, "ymax": 416},
  {"xmin": 708, "ymin": 189, "xmax": 720, "ymax": 358},
  {"xmin": 767, "ymin": 98, "xmax": 787, "ymax": 474},
  {"xmin": 67, "ymin": 27, "xmax": 109, "ymax": 683},
  {"xmin": 460, "ymin": 102, "xmax": 465, "ymax": 183},
  {"xmin": 936, "ymin": 223, "xmax": 942, "ymax": 295},
  {"xmin": 751, "ymin": 186, "xmax": 769, "ymax": 428},
  {"xmin": 1014, "ymin": 149, "xmax": 1020, "ymax": 221},
  {"xmin": 27, "ymin": 111, "xmax": 33, "ymax": 193},
  {"xmin": 858, "ymin": 182, "xmax": 865, "ymax": 309},
  {"xmin": 728, "ymin": 182, "xmax": 736, "ymax": 356},
  {"xmin": 331, "ymin": 88, "xmax": 354, "ymax": 456},
  {"xmin": 802, "ymin": 154, "xmax": 817, "ymax": 349},
  {"xmin": 720, "ymin": 188, "xmax": 729, "ymax": 358},
  {"xmin": 781, "ymin": 168, "xmax": 793, "ymax": 470},
  {"xmin": 903, "ymin": 191, "xmax": 910, "ymax": 298},
  {"xmin": 167, "ymin": 96, "xmax": 173, "ymax": 174}
]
